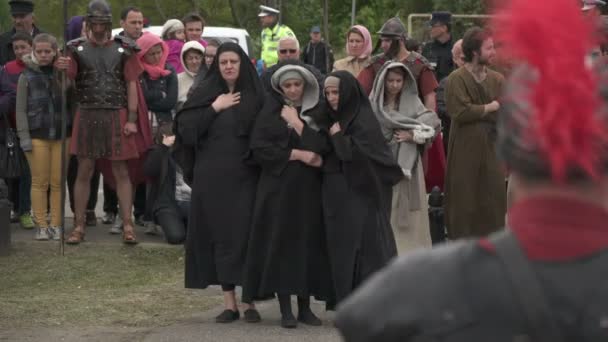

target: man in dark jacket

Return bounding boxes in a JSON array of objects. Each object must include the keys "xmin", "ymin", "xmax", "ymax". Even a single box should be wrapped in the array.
[
  {"xmin": 118, "ymin": 6, "xmax": 144, "ymax": 41},
  {"xmin": 335, "ymin": 1, "xmax": 608, "ymax": 340},
  {"xmin": 421, "ymin": 11, "xmax": 454, "ymax": 82},
  {"xmin": 261, "ymin": 36, "xmax": 325, "ymax": 95},
  {"xmin": 0, "ymin": 0, "xmax": 43, "ymax": 66},
  {"xmin": 301, "ymin": 26, "xmax": 334, "ymax": 75}
]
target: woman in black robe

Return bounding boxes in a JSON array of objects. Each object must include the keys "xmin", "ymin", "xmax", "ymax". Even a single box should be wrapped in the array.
[
  {"xmin": 175, "ymin": 42, "xmax": 263, "ymax": 323},
  {"xmin": 242, "ymin": 62, "xmax": 333, "ymax": 328},
  {"xmin": 322, "ymin": 71, "xmax": 402, "ymax": 305}
]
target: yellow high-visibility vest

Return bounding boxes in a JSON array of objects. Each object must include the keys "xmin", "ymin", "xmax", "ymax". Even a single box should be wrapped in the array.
[{"xmin": 260, "ymin": 24, "xmax": 296, "ymax": 67}]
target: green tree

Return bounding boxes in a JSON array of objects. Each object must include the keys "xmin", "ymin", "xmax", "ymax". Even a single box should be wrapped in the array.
[
  {"xmin": 27, "ymin": 0, "xmax": 481, "ymax": 56},
  {"xmin": 323, "ymin": 0, "xmax": 434, "ymax": 56},
  {"xmin": 432, "ymin": 0, "xmax": 485, "ymax": 13},
  {"xmin": 432, "ymin": 0, "xmax": 489, "ymax": 41},
  {"xmin": 0, "ymin": 2, "xmax": 11, "ymax": 33}
]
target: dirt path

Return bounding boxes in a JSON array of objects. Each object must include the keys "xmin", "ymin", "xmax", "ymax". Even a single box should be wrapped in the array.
[
  {"xmin": 0, "ymin": 301, "xmax": 341, "ymax": 342},
  {"xmin": 4, "ymin": 223, "xmax": 342, "ymax": 342}
]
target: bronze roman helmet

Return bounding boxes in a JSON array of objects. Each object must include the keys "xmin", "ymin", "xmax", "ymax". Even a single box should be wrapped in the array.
[
  {"xmin": 86, "ymin": 0, "xmax": 112, "ymax": 25},
  {"xmin": 377, "ymin": 17, "xmax": 407, "ymax": 39}
]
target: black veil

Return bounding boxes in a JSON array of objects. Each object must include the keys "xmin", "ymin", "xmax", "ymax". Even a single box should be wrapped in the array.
[{"xmin": 180, "ymin": 42, "xmax": 264, "ymax": 135}]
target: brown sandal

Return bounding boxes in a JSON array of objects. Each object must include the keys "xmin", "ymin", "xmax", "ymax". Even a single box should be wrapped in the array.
[
  {"xmin": 67, "ymin": 215, "xmax": 86, "ymax": 245},
  {"xmin": 66, "ymin": 229, "xmax": 85, "ymax": 245},
  {"xmin": 122, "ymin": 224, "xmax": 138, "ymax": 245}
]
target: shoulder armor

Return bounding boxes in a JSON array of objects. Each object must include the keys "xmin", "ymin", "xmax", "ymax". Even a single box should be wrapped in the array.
[
  {"xmin": 410, "ymin": 51, "xmax": 434, "ymax": 70},
  {"xmin": 367, "ymin": 53, "xmax": 388, "ymax": 74},
  {"xmin": 367, "ymin": 53, "xmax": 386, "ymax": 65},
  {"xmin": 67, "ymin": 37, "xmax": 87, "ymax": 52},
  {"xmin": 114, "ymin": 35, "xmax": 140, "ymax": 53}
]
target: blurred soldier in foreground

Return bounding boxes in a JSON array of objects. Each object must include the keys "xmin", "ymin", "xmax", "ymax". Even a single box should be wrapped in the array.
[{"xmin": 335, "ymin": 0, "xmax": 608, "ymax": 340}]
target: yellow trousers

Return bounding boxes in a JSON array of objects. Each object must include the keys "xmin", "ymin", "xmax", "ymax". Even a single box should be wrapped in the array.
[{"xmin": 25, "ymin": 139, "xmax": 70, "ymax": 228}]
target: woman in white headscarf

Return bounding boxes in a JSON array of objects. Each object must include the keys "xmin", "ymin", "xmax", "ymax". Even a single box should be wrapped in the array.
[
  {"xmin": 370, "ymin": 62, "xmax": 441, "ymax": 253},
  {"xmin": 176, "ymin": 40, "xmax": 205, "ymax": 110}
]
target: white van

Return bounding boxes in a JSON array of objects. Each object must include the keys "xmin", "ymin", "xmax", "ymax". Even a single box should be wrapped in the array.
[{"xmin": 111, "ymin": 26, "xmax": 254, "ymax": 57}]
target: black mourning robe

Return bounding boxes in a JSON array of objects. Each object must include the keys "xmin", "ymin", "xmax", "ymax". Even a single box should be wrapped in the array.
[
  {"xmin": 242, "ymin": 75, "xmax": 333, "ymax": 303},
  {"xmin": 322, "ymin": 71, "xmax": 403, "ymax": 305},
  {"xmin": 175, "ymin": 43, "xmax": 263, "ymax": 289}
]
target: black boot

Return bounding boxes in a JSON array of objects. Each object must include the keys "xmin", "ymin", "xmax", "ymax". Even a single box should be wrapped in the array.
[
  {"xmin": 215, "ymin": 309, "xmax": 240, "ymax": 323},
  {"xmin": 297, "ymin": 296, "xmax": 322, "ymax": 326},
  {"xmin": 244, "ymin": 307, "xmax": 262, "ymax": 323},
  {"xmin": 278, "ymin": 294, "xmax": 297, "ymax": 328}
]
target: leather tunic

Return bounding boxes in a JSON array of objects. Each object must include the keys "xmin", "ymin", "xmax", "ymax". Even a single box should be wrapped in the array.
[{"xmin": 68, "ymin": 36, "xmax": 137, "ymax": 109}]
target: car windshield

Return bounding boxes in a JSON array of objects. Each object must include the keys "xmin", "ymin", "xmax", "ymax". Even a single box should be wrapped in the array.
[
  {"xmin": 110, "ymin": 27, "xmax": 250, "ymax": 55},
  {"xmin": 204, "ymin": 36, "xmax": 238, "ymax": 45}
]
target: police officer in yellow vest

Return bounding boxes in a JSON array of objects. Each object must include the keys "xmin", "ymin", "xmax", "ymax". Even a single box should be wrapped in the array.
[{"xmin": 259, "ymin": 5, "xmax": 295, "ymax": 68}]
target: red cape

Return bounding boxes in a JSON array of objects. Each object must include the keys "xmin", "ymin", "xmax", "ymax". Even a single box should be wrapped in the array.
[{"xmin": 424, "ymin": 135, "xmax": 446, "ymax": 192}]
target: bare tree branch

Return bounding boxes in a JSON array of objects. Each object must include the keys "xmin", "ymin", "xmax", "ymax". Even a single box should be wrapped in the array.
[
  {"xmin": 228, "ymin": 0, "xmax": 244, "ymax": 28},
  {"xmin": 323, "ymin": 0, "xmax": 329, "ymax": 45},
  {"xmin": 155, "ymin": 0, "xmax": 167, "ymax": 21}
]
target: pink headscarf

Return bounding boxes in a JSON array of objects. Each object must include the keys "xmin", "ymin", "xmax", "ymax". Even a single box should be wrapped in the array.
[
  {"xmin": 346, "ymin": 25, "xmax": 372, "ymax": 59},
  {"xmin": 137, "ymin": 32, "xmax": 171, "ymax": 80}
]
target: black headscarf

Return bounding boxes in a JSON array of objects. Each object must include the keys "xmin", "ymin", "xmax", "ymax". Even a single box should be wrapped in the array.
[
  {"xmin": 174, "ymin": 43, "xmax": 263, "ymax": 184},
  {"xmin": 180, "ymin": 42, "xmax": 264, "ymax": 136},
  {"xmin": 326, "ymin": 70, "xmax": 400, "ymax": 170},
  {"xmin": 251, "ymin": 61, "xmax": 329, "ymax": 150}
]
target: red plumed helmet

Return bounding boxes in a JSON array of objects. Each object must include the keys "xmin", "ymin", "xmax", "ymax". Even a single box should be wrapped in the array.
[{"xmin": 493, "ymin": 0, "xmax": 608, "ymax": 182}]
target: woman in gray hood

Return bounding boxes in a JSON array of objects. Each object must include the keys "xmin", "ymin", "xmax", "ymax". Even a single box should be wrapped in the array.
[
  {"xmin": 243, "ymin": 62, "xmax": 333, "ymax": 329},
  {"xmin": 369, "ymin": 62, "xmax": 441, "ymax": 253}
]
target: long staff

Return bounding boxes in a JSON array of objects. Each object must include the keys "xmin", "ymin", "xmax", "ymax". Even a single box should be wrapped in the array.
[{"xmin": 59, "ymin": 0, "xmax": 69, "ymax": 256}]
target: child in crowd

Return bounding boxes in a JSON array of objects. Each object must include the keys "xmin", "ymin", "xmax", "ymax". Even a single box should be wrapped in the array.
[
  {"xmin": 162, "ymin": 19, "xmax": 186, "ymax": 73},
  {"xmin": 15, "ymin": 33, "xmax": 72, "ymax": 241},
  {"xmin": 0, "ymin": 31, "xmax": 34, "ymax": 230}
]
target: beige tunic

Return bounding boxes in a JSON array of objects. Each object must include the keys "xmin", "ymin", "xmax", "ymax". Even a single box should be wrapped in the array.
[
  {"xmin": 333, "ymin": 56, "xmax": 371, "ymax": 77},
  {"xmin": 391, "ymin": 161, "xmax": 432, "ymax": 253}
]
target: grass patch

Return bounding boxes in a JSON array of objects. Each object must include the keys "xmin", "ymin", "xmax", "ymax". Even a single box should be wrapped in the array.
[{"xmin": 0, "ymin": 242, "xmax": 222, "ymax": 329}]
